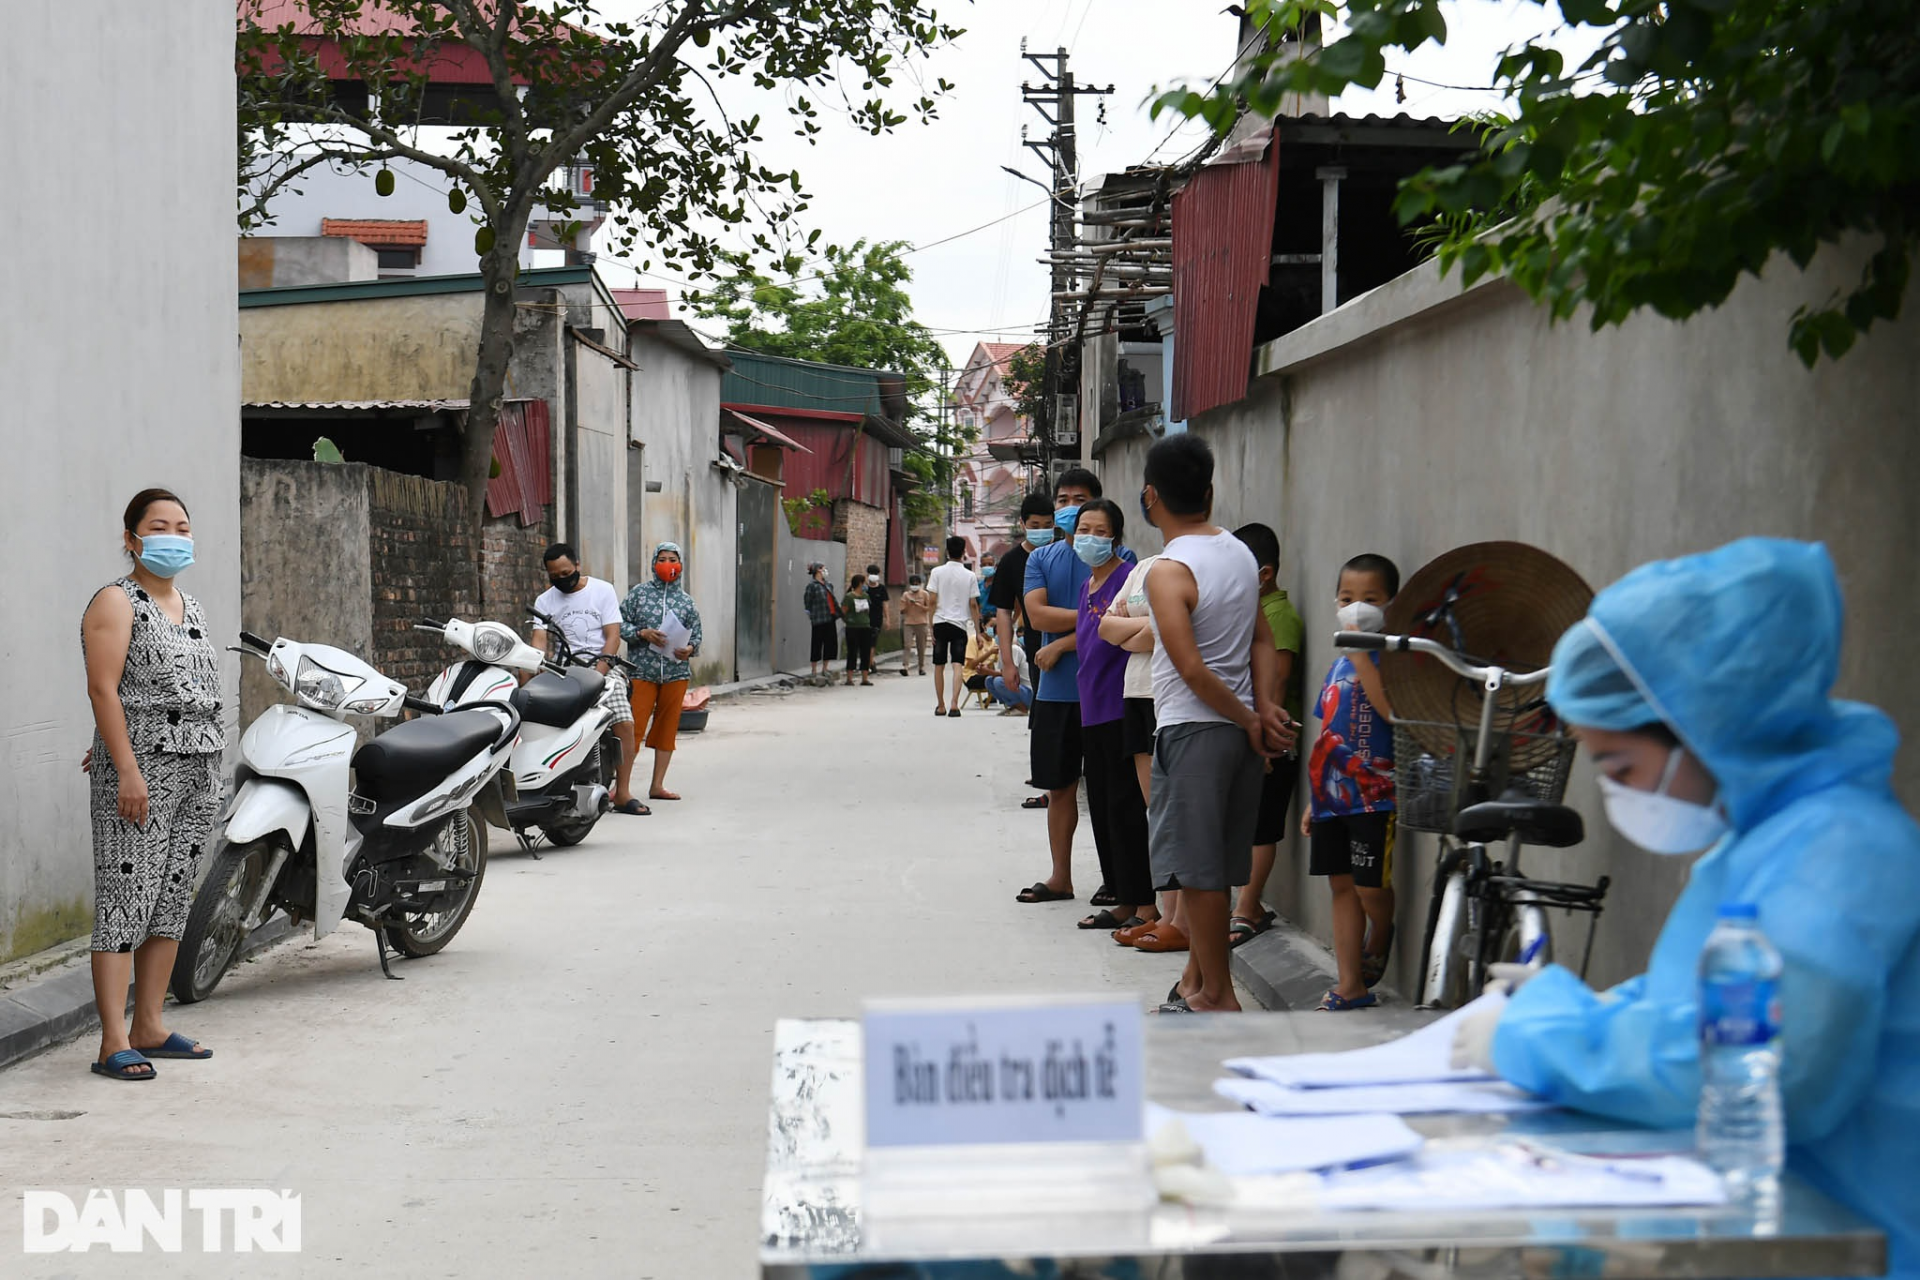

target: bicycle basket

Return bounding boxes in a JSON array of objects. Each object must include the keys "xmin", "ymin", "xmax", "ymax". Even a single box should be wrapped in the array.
[{"xmin": 1392, "ymin": 719, "xmax": 1579, "ymax": 834}]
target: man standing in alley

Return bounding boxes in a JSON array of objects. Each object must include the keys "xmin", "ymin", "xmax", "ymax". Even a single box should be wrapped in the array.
[
  {"xmin": 532, "ymin": 543, "xmax": 644, "ymax": 815},
  {"xmin": 926, "ymin": 535, "xmax": 980, "ymax": 717},
  {"xmin": 1015, "ymin": 469, "xmax": 1136, "ymax": 904},
  {"xmin": 864, "ymin": 564, "xmax": 891, "ymax": 670}
]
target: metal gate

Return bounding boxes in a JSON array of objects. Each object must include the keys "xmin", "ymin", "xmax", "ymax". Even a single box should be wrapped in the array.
[{"xmin": 734, "ymin": 481, "xmax": 777, "ymax": 679}]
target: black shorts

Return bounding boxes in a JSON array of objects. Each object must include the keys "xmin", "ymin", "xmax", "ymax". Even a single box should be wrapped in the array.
[
  {"xmin": 932, "ymin": 622, "xmax": 968, "ymax": 666},
  {"xmin": 1308, "ymin": 812, "xmax": 1397, "ymax": 889},
  {"xmin": 1028, "ymin": 699, "xmax": 1084, "ymax": 791},
  {"xmin": 810, "ymin": 620, "xmax": 839, "ymax": 662},
  {"xmin": 1253, "ymin": 757, "xmax": 1299, "ymax": 845},
  {"xmin": 1122, "ymin": 697, "xmax": 1157, "ymax": 758}
]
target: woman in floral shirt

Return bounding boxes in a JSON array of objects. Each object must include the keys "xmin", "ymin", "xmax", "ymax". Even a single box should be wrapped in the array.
[{"xmin": 619, "ymin": 542, "xmax": 704, "ymax": 802}]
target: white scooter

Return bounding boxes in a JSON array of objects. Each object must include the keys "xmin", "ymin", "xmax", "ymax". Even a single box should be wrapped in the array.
[
  {"xmin": 169, "ymin": 631, "xmax": 519, "ymax": 1003},
  {"xmin": 418, "ymin": 612, "xmax": 622, "ymax": 852}
]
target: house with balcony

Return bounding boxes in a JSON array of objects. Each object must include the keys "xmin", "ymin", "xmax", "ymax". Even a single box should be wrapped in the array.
[{"xmin": 951, "ymin": 341, "xmax": 1039, "ymax": 561}]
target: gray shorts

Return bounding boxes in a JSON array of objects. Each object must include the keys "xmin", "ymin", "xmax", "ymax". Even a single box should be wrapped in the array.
[{"xmin": 1148, "ymin": 720, "xmax": 1263, "ymax": 893}]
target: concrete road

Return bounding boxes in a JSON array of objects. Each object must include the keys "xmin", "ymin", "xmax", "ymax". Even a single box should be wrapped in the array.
[{"xmin": 1, "ymin": 672, "xmax": 1218, "ymax": 1277}]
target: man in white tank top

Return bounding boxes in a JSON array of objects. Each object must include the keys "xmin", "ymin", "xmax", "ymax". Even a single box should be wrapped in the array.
[{"xmin": 1140, "ymin": 435, "xmax": 1296, "ymax": 1013}]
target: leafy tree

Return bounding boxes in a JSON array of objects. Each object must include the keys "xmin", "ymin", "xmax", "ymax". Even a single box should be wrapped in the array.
[
  {"xmin": 692, "ymin": 238, "xmax": 969, "ymax": 526},
  {"xmin": 999, "ymin": 343, "xmax": 1047, "ymax": 429},
  {"xmin": 238, "ymin": 0, "xmax": 962, "ymax": 526},
  {"xmin": 1157, "ymin": 0, "xmax": 1919, "ymax": 364}
]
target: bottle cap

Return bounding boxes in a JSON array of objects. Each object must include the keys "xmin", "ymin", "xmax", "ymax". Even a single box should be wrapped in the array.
[{"xmin": 1718, "ymin": 902, "xmax": 1759, "ymax": 920}]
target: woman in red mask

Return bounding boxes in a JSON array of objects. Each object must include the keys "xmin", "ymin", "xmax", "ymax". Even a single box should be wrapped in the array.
[{"xmin": 618, "ymin": 542, "xmax": 704, "ymax": 802}]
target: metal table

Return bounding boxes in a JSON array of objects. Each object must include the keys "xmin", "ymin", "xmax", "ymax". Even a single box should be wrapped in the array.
[{"xmin": 760, "ymin": 1016, "xmax": 1885, "ymax": 1278}]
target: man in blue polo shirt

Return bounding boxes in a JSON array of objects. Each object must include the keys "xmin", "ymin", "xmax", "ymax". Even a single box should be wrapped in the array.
[{"xmin": 1015, "ymin": 466, "xmax": 1137, "ymax": 905}]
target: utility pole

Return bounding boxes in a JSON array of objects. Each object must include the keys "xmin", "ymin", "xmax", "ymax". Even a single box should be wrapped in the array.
[{"xmin": 1020, "ymin": 43, "xmax": 1110, "ymax": 468}]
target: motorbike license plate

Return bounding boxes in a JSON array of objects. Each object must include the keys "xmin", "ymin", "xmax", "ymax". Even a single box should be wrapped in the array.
[{"xmin": 415, "ymin": 880, "xmax": 449, "ymax": 894}]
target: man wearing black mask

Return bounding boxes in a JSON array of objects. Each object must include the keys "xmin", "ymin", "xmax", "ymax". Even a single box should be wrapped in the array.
[{"xmin": 532, "ymin": 543, "xmax": 646, "ymax": 815}]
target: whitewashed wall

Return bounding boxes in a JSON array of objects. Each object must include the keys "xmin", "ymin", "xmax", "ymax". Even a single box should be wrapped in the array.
[{"xmin": 0, "ymin": 1, "xmax": 241, "ymax": 960}]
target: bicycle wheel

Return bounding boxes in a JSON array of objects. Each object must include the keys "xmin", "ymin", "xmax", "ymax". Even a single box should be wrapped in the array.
[{"xmin": 1419, "ymin": 869, "xmax": 1478, "ymax": 1009}]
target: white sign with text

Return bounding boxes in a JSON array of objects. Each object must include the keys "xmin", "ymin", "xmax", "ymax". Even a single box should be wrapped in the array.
[{"xmin": 863, "ymin": 995, "xmax": 1143, "ymax": 1149}]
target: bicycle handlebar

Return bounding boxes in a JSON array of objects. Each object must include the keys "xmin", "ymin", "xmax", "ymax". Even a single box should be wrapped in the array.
[{"xmin": 1339, "ymin": 632, "xmax": 1551, "ymax": 688}]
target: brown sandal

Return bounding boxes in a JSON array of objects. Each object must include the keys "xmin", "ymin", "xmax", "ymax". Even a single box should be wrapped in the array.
[
  {"xmin": 1112, "ymin": 918, "xmax": 1164, "ymax": 946},
  {"xmin": 1132, "ymin": 924, "xmax": 1191, "ymax": 953}
]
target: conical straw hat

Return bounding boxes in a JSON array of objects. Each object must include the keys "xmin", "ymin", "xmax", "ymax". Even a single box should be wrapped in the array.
[{"xmin": 1381, "ymin": 541, "xmax": 1593, "ymax": 767}]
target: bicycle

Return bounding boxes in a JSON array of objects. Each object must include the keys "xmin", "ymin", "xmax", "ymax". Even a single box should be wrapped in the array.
[{"xmin": 1334, "ymin": 627, "xmax": 1611, "ymax": 1009}]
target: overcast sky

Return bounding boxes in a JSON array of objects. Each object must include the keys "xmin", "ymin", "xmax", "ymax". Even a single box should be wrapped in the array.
[{"xmin": 585, "ymin": 0, "xmax": 1598, "ymax": 367}]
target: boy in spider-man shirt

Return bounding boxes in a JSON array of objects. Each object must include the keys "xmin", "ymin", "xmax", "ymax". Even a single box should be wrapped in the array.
[{"xmin": 1302, "ymin": 554, "xmax": 1400, "ymax": 1010}]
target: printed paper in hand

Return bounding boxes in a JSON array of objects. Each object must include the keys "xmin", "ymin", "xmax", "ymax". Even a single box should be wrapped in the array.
[{"xmin": 653, "ymin": 609, "xmax": 691, "ymax": 659}]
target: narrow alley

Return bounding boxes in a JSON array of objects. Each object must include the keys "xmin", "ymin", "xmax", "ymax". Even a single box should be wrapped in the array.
[{"xmin": 0, "ymin": 675, "xmax": 1202, "ymax": 1276}]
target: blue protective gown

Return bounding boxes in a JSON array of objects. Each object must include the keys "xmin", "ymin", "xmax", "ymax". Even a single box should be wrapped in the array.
[{"xmin": 1493, "ymin": 539, "xmax": 1920, "ymax": 1275}]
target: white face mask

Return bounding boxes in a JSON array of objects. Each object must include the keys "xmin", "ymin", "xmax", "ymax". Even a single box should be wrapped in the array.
[
  {"xmin": 1336, "ymin": 601, "xmax": 1387, "ymax": 633},
  {"xmin": 1597, "ymin": 747, "xmax": 1729, "ymax": 855}
]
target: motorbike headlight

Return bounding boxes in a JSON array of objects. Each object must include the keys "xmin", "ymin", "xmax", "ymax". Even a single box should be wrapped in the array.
[
  {"xmin": 470, "ymin": 624, "xmax": 517, "ymax": 664},
  {"xmin": 295, "ymin": 656, "xmax": 364, "ymax": 710}
]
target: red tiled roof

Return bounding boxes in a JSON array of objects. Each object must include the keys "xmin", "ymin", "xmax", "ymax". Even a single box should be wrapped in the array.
[
  {"xmin": 322, "ymin": 218, "xmax": 429, "ymax": 247},
  {"xmin": 611, "ymin": 288, "xmax": 671, "ymax": 322},
  {"xmin": 983, "ymin": 342, "xmax": 1027, "ymax": 363}
]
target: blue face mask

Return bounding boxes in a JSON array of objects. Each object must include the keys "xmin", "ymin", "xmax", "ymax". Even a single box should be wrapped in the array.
[
  {"xmin": 1028, "ymin": 526, "xmax": 1056, "ymax": 548},
  {"xmin": 1055, "ymin": 505, "xmax": 1082, "ymax": 535},
  {"xmin": 137, "ymin": 534, "xmax": 195, "ymax": 578},
  {"xmin": 1073, "ymin": 534, "xmax": 1114, "ymax": 567},
  {"xmin": 982, "ymin": 566, "xmax": 996, "ymax": 579}
]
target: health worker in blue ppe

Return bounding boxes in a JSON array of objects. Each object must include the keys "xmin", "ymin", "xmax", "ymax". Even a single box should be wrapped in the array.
[{"xmin": 1451, "ymin": 538, "xmax": 1920, "ymax": 1275}]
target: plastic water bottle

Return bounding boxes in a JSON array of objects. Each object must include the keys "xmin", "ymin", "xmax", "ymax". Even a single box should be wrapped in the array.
[{"xmin": 1697, "ymin": 903, "xmax": 1785, "ymax": 1197}]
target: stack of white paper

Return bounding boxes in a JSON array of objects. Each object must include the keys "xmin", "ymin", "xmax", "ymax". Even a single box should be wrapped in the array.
[
  {"xmin": 1317, "ymin": 1147, "xmax": 1728, "ymax": 1211},
  {"xmin": 1145, "ymin": 1104, "xmax": 1423, "ymax": 1176},
  {"xmin": 1223, "ymin": 994, "xmax": 1507, "ymax": 1088},
  {"xmin": 1214, "ymin": 993, "xmax": 1555, "ymax": 1118},
  {"xmin": 1215, "ymin": 1076, "xmax": 1555, "ymax": 1117}
]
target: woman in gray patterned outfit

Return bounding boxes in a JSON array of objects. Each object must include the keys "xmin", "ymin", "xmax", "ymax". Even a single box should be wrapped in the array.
[{"xmin": 79, "ymin": 488, "xmax": 225, "ymax": 1080}]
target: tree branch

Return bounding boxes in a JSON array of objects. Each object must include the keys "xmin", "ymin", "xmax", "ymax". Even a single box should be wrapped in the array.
[
  {"xmin": 241, "ymin": 145, "xmax": 401, "ymax": 226},
  {"xmin": 277, "ymin": 100, "xmax": 499, "ymax": 222},
  {"xmin": 445, "ymin": 0, "xmax": 528, "ymax": 137},
  {"xmin": 549, "ymin": 1, "xmax": 754, "ymax": 162}
]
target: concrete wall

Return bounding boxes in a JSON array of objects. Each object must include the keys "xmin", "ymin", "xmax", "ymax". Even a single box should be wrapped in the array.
[
  {"xmin": 568, "ymin": 338, "xmax": 631, "ymax": 595},
  {"xmin": 239, "ymin": 462, "xmax": 374, "ymax": 728},
  {"xmin": 238, "ymin": 236, "xmax": 378, "ymax": 289},
  {"xmin": 241, "ymin": 292, "xmax": 487, "ymax": 402},
  {"xmin": 0, "ymin": 0, "xmax": 241, "ymax": 962},
  {"xmin": 1095, "ymin": 241, "xmax": 1920, "ymax": 996},
  {"xmin": 629, "ymin": 329, "xmax": 735, "ymax": 685},
  {"xmin": 775, "ymin": 525, "xmax": 847, "ymax": 674}
]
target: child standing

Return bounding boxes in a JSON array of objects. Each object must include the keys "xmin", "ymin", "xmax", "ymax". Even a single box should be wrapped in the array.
[
  {"xmin": 842, "ymin": 575, "xmax": 875, "ymax": 686},
  {"xmin": 1303, "ymin": 554, "xmax": 1400, "ymax": 1010},
  {"xmin": 1139, "ymin": 435, "xmax": 1295, "ymax": 1013},
  {"xmin": 1229, "ymin": 523, "xmax": 1306, "ymax": 948}
]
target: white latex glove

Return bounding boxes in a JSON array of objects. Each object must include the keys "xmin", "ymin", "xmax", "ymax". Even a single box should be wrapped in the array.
[
  {"xmin": 1486, "ymin": 962, "xmax": 1542, "ymax": 996},
  {"xmin": 1449, "ymin": 1003, "xmax": 1503, "ymax": 1072}
]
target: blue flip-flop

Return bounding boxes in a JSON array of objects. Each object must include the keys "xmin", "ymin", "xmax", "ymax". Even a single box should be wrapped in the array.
[
  {"xmin": 132, "ymin": 1032, "xmax": 211, "ymax": 1060},
  {"xmin": 91, "ymin": 1049, "xmax": 156, "ymax": 1080},
  {"xmin": 1315, "ymin": 989, "xmax": 1379, "ymax": 1012}
]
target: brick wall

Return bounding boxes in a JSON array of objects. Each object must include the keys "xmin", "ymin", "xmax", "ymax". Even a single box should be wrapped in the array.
[
  {"xmin": 482, "ymin": 512, "xmax": 556, "ymax": 621},
  {"xmin": 832, "ymin": 499, "xmax": 889, "ymax": 598},
  {"xmin": 367, "ymin": 469, "xmax": 479, "ymax": 694}
]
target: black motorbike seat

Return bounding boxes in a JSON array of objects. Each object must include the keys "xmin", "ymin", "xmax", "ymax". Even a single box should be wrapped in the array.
[
  {"xmin": 510, "ymin": 670, "xmax": 605, "ymax": 728},
  {"xmin": 353, "ymin": 711, "xmax": 501, "ymax": 805},
  {"xmin": 1453, "ymin": 792, "xmax": 1586, "ymax": 848}
]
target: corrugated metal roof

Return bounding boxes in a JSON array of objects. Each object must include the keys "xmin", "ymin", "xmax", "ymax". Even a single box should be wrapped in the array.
[
  {"xmin": 239, "ymin": 265, "xmax": 593, "ymax": 308},
  {"xmin": 726, "ymin": 409, "xmax": 813, "ymax": 453},
  {"xmin": 321, "ymin": 218, "xmax": 428, "ymax": 247},
  {"xmin": 243, "ymin": 399, "xmax": 471, "ymax": 412},
  {"xmin": 1170, "ymin": 131, "xmax": 1281, "ymax": 422},
  {"xmin": 611, "ymin": 288, "xmax": 670, "ymax": 322}
]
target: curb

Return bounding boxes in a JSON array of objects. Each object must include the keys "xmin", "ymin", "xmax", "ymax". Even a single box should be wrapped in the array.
[
  {"xmin": 1230, "ymin": 911, "xmax": 1432, "ymax": 1031},
  {"xmin": 0, "ymin": 915, "xmax": 297, "ymax": 1073}
]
